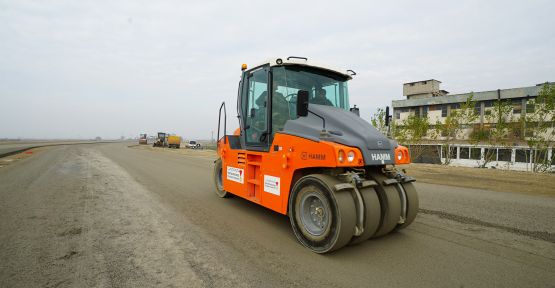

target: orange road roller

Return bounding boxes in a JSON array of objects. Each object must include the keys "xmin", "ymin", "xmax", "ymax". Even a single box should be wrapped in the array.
[{"xmin": 214, "ymin": 57, "xmax": 418, "ymax": 253}]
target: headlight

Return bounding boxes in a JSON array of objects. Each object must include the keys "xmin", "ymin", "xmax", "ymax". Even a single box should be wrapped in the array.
[
  {"xmin": 347, "ymin": 151, "xmax": 355, "ymax": 162},
  {"xmin": 338, "ymin": 150, "xmax": 345, "ymax": 163}
]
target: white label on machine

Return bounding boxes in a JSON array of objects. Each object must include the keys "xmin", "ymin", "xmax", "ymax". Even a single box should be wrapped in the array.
[
  {"xmin": 263, "ymin": 175, "xmax": 280, "ymax": 196},
  {"xmin": 227, "ymin": 166, "xmax": 244, "ymax": 184}
]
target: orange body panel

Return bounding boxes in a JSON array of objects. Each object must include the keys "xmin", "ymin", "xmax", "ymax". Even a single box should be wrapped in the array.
[
  {"xmin": 218, "ymin": 133, "xmax": 364, "ymax": 215},
  {"xmin": 394, "ymin": 145, "xmax": 411, "ymax": 165}
]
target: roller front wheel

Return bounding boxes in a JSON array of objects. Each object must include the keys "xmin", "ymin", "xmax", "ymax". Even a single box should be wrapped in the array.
[{"xmin": 289, "ymin": 174, "xmax": 356, "ymax": 253}]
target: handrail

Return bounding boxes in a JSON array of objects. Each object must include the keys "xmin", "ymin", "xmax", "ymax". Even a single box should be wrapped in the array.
[
  {"xmin": 287, "ymin": 56, "xmax": 308, "ymax": 61},
  {"xmin": 217, "ymin": 102, "xmax": 227, "ymax": 148}
]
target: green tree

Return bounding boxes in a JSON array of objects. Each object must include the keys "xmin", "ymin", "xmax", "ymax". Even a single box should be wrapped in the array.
[
  {"xmin": 524, "ymin": 83, "xmax": 555, "ymax": 172},
  {"xmin": 370, "ymin": 107, "xmax": 387, "ymax": 135},
  {"xmin": 471, "ymin": 99, "xmax": 514, "ymax": 168},
  {"xmin": 396, "ymin": 114, "xmax": 430, "ymax": 161},
  {"xmin": 432, "ymin": 94, "xmax": 479, "ymax": 164}
]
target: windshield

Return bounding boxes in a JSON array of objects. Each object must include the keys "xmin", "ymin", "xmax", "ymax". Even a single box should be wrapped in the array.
[
  {"xmin": 189, "ymin": 141, "xmax": 196, "ymax": 144},
  {"xmin": 272, "ymin": 66, "xmax": 350, "ymax": 114}
]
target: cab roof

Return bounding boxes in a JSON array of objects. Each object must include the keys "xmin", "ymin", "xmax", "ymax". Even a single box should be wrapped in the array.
[{"xmin": 246, "ymin": 57, "xmax": 354, "ymax": 80}]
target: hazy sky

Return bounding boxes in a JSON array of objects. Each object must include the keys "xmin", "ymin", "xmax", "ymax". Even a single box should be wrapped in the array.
[{"xmin": 1, "ymin": 0, "xmax": 554, "ymax": 139}]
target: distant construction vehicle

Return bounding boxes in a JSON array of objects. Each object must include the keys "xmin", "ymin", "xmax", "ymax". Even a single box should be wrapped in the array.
[
  {"xmin": 186, "ymin": 140, "xmax": 202, "ymax": 149},
  {"xmin": 168, "ymin": 135, "xmax": 182, "ymax": 149},
  {"xmin": 153, "ymin": 132, "xmax": 168, "ymax": 147},
  {"xmin": 214, "ymin": 57, "xmax": 418, "ymax": 253},
  {"xmin": 139, "ymin": 133, "xmax": 148, "ymax": 145}
]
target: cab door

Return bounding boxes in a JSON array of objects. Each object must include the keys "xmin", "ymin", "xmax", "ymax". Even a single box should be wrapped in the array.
[
  {"xmin": 237, "ymin": 66, "xmax": 270, "ymax": 202},
  {"xmin": 242, "ymin": 66, "xmax": 271, "ymax": 151}
]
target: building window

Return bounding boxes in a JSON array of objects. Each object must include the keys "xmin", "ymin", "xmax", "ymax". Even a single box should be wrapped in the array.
[
  {"xmin": 525, "ymin": 122, "xmax": 536, "ymax": 138},
  {"xmin": 450, "ymin": 147, "xmax": 458, "ymax": 160},
  {"xmin": 460, "ymin": 147, "xmax": 470, "ymax": 159},
  {"xmin": 526, "ymin": 99, "xmax": 535, "ymax": 113},
  {"xmin": 441, "ymin": 105, "xmax": 448, "ymax": 117},
  {"xmin": 512, "ymin": 99, "xmax": 522, "ymax": 114},
  {"xmin": 422, "ymin": 106, "xmax": 428, "ymax": 117},
  {"xmin": 474, "ymin": 102, "xmax": 481, "ymax": 114},
  {"xmin": 395, "ymin": 110, "xmax": 401, "ymax": 119},
  {"xmin": 498, "ymin": 149, "xmax": 511, "ymax": 162},
  {"xmin": 451, "ymin": 103, "xmax": 460, "ymax": 110},
  {"xmin": 470, "ymin": 148, "xmax": 481, "ymax": 160},
  {"xmin": 534, "ymin": 149, "xmax": 549, "ymax": 164},
  {"xmin": 414, "ymin": 107, "xmax": 420, "ymax": 117},
  {"xmin": 484, "ymin": 101, "xmax": 493, "ymax": 108},
  {"xmin": 485, "ymin": 148, "xmax": 497, "ymax": 161},
  {"xmin": 515, "ymin": 149, "xmax": 530, "ymax": 163}
]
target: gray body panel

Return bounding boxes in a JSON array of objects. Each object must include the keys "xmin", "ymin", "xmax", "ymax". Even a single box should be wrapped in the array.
[{"xmin": 281, "ymin": 104, "xmax": 396, "ymax": 165}]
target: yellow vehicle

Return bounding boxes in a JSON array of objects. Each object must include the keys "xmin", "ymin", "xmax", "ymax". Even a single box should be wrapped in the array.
[
  {"xmin": 168, "ymin": 135, "xmax": 182, "ymax": 149},
  {"xmin": 153, "ymin": 132, "xmax": 168, "ymax": 147}
]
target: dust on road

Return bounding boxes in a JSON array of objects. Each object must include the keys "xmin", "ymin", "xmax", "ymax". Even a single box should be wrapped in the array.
[{"xmin": 0, "ymin": 146, "xmax": 247, "ymax": 288}]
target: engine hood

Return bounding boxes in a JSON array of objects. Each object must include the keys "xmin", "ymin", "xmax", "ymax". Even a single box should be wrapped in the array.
[{"xmin": 281, "ymin": 104, "xmax": 397, "ymax": 165}]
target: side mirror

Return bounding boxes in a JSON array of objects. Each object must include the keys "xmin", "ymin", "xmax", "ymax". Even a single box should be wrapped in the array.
[
  {"xmin": 385, "ymin": 106, "xmax": 390, "ymax": 127},
  {"xmin": 350, "ymin": 105, "xmax": 360, "ymax": 116},
  {"xmin": 296, "ymin": 90, "xmax": 309, "ymax": 117}
]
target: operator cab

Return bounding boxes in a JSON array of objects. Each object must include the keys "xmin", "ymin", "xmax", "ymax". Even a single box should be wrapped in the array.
[{"xmin": 237, "ymin": 57, "xmax": 354, "ymax": 151}]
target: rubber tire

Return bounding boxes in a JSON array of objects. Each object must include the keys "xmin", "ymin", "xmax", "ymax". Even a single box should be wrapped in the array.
[
  {"xmin": 289, "ymin": 174, "xmax": 356, "ymax": 253},
  {"xmin": 212, "ymin": 158, "xmax": 230, "ymax": 198},
  {"xmin": 369, "ymin": 172, "xmax": 402, "ymax": 238},
  {"xmin": 394, "ymin": 182, "xmax": 419, "ymax": 230},
  {"xmin": 349, "ymin": 187, "xmax": 381, "ymax": 245}
]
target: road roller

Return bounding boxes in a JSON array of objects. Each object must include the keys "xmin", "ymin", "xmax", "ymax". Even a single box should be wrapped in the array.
[{"xmin": 214, "ymin": 57, "xmax": 418, "ymax": 253}]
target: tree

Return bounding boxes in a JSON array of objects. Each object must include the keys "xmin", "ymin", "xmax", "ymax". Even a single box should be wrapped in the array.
[
  {"xmin": 370, "ymin": 107, "xmax": 388, "ymax": 135},
  {"xmin": 395, "ymin": 114, "xmax": 430, "ymax": 161},
  {"xmin": 470, "ymin": 99, "xmax": 514, "ymax": 168},
  {"xmin": 524, "ymin": 83, "xmax": 555, "ymax": 172},
  {"xmin": 432, "ymin": 94, "xmax": 479, "ymax": 164}
]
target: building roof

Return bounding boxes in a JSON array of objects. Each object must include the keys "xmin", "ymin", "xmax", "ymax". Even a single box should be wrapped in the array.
[
  {"xmin": 403, "ymin": 79, "xmax": 441, "ymax": 85},
  {"xmin": 392, "ymin": 85, "xmax": 541, "ymax": 108}
]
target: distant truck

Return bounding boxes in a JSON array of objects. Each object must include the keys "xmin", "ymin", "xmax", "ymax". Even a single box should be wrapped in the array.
[
  {"xmin": 139, "ymin": 133, "xmax": 148, "ymax": 145},
  {"xmin": 168, "ymin": 135, "xmax": 182, "ymax": 149},
  {"xmin": 153, "ymin": 132, "xmax": 168, "ymax": 147},
  {"xmin": 186, "ymin": 140, "xmax": 202, "ymax": 149}
]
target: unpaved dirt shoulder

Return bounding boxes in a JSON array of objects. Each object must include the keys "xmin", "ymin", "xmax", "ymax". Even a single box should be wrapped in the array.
[
  {"xmin": 0, "ymin": 146, "xmax": 247, "ymax": 288},
  {"xmin": 0, "ymin": 146, "xmax": 48, "ymax": 169},
  {"xmin": 404, "ymin": 163, "xmax": 555, "ymax": 197}
]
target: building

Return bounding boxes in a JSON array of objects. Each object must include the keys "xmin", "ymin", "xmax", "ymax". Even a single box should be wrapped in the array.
[
  {"xmin": 391, "ymin": 80, "xmax": 554, "ymax": 171},
  {"xmin": 403, "ymin": 79, "xmax": 449, "ymax": 99}
]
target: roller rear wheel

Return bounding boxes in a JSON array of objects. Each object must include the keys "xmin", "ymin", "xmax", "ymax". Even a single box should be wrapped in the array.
[
  {"xmin": 369, "ymin": 172, "xmax": 402, "ymax": 238},
  {"xmin": 289, "ymin": 174, "xmax": 356, "ymax": 253}
]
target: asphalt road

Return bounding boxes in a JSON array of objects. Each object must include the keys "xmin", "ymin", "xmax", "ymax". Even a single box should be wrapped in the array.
[{"xmin": 0, "ymin": 143, "xmax": 553, "ymax": 288}]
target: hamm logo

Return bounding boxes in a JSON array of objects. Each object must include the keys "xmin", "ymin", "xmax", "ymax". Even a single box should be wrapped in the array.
[{"xmin": 371, "ymin": 153, "xmax": 391, "ymax": 161}]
